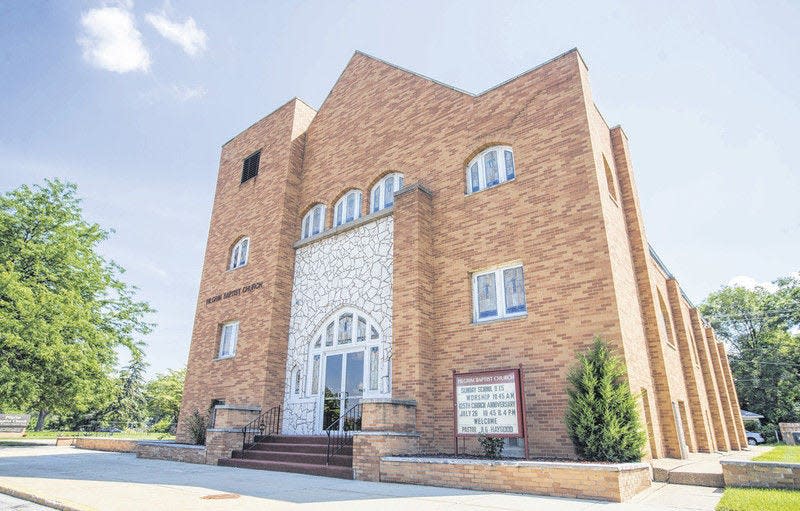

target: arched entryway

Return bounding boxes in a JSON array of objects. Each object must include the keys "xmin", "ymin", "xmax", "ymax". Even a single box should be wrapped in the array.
[{"xmin": 306, "ymin": 308, "xmax": 386, "ymax": 432}]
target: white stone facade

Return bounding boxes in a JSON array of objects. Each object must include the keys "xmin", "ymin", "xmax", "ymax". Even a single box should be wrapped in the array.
[{"xmin": 282, "ymin": 214, "xmax": 394, "ymax": 434}]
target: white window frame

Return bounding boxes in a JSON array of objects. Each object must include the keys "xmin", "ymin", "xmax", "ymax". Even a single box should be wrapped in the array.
[
  {"xmin": 472, "ymin": 264, "xmax": 527, "ymax": 323},
  {"xmin": 334, "ymin": 190, "xmax": 362, "ymax": 227},
  {"xmin": 466, "ymin": 146, "xmax": 516, "ymax": 195},
  {"xmin": 301, "ymin": 204, "xmax": 326, "ymax": 239},
  {"xmin": 218, "ymin": 321, "xmax": 239, "ymax": 358},
  {"xmin": 370, "ymin": 173, "xmax": 404, "ymax": 213},
  {"xmin": 229, "ymin": 237, "xmax": 249, "ymax": 270}
]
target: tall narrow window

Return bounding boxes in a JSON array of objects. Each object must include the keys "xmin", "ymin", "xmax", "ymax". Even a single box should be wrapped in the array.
[
  {"xmin": 472, "ymin": 264, "xmax": 527, "ymax": 322},
  {"xmin": 658, "ymin": 290, "xmax": 676, "ymax": 348},
  {"xmin": 218, "ymin": 321, "xmax": 239, "ymax": 358},
  {"xmin": 603, "ymin": 154, "xmax": 619, "ymax": 203},
  {"xmin": 241, "ymin": 150, "xmax": 260, "ymax": 183},
  {"xmin": 370, "ymin": 173, "xmax": 404, "ymax": 212},
  {"xmin": 334, "ymin": 190, "xmax": 362, "ymax": 227},
  {"xmin": 301, "ymin": 204, "xmax": 326, "ymax": 239},
  {"xmin": 466, "ymin": 146, "xmax": 515, "ymax": 194},
  {"xmin": 325, "ymin": 322, "xmax": 334, "ymax": 347},
  {"xmin": 369, "ymin": 346, "xmax": 379, "ymax": 391},
  {"xmin": 229, "ymin": 237, "xmax": 249, "ymax": 270},
  {"xmin": 311, "ymin": 355, "xmax": 320, "ymax": 394},
  {"xmin": 357, "ymin": 316, "xmax": 367, "ymax": 342},
  {"xmin": 338, "ymin": 313, "xmax": 352, "ymax": 344},
  {"xmin": 294, "ymin": 368, "xmax": 302, "ymax": 395}
]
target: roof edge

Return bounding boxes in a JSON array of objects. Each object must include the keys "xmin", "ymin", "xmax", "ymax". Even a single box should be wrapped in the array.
[{"xmin": 222, "ymin": 97, "xmax": 316, "ymax": 147}]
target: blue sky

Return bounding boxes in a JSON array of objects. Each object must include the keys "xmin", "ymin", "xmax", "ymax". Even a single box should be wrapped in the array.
[{"xmin": 1, "ymin": 1, "xmax": 798, "ymax": 377}]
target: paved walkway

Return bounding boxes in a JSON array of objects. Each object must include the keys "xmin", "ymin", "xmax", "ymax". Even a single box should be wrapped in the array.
[
  {"xmin": 0, "ymin": 444, "xmax": 723, "ymax": 511},
  {"xmin": 650, "ymin": 446, "xmax": 767, "ymax": 486}
]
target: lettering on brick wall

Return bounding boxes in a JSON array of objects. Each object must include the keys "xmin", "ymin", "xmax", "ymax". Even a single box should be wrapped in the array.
[{"xmin": 205, "ymin": 282, "xmax": 263, "ymax": 305}]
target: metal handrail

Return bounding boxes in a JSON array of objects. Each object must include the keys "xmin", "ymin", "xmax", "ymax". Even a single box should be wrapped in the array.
[
  {"xmin": 324, "ymin": 400, "xmax": 362, "ymax": 464},
  {"xmin": 241, "ymin": 405, "xmax": 281, "ymax": 451}
]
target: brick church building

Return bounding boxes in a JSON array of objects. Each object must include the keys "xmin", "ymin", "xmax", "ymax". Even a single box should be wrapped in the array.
[{"xmin": 177, "ymin": 49, "xmax": 746, "ymax": 471}]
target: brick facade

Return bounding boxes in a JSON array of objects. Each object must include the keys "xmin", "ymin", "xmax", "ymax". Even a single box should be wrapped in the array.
[{"xmin": 178, "ymin": 49, "xmax": 745, "ymax": 463}]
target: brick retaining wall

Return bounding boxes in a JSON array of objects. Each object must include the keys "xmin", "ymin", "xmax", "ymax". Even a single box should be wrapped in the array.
[
  {"xmin": 136, "ymin": 441, "xmax": 207, "ymax": 464},
  {"xmin": 721, "ymin": 460, "xmax": 800, "ymax": 489},
  {"xmin": 71, "ymin": 437, "xmax": 138, "ymax": 452},
  {"xmin": 380, "ymin": 457, "xmax": 651, "ymax": 502}
]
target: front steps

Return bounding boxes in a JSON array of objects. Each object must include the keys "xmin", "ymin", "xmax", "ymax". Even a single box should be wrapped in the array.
[{"xmin": 218, "ymin": 435, "xmax": 354, "ymax": 479}]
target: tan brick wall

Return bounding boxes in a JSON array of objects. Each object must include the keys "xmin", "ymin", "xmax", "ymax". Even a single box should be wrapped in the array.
[
  {"xmin": 180, "ymin": 49, "xmax": 742, "ymax": 461},
  {"xmin": 205, "ymin": 429, "xmax": 244, "ymax": 465},
  {"xmin": 722, "ymin": 460, "xmax": 800, "ymax": 489},
  {"xmin": 353, "ymin": 434, "xmax": 420, "ymax": 481},
  {"xmin": 361, "ymin": 399, "xmax": 416, "ymax": 433},
  {"xmin": 380, "ymin": 458, "xmax": 651, "ymax": 502},
  {"xmin": 136, "ymin": 442, "xmax": 207, "ymax": 464},
  {"xmin": 72, "ymin": 437, "xmax": 138, "ymax": 452}
]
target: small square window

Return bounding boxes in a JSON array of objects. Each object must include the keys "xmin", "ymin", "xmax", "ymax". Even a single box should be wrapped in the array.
[
  {"xmin": 473, "ymin": 264, "xmax": 527, "ymax": 323},
  {"xmin": 241, "ymin": 151, "xmax": 260, "ymax": 183}
]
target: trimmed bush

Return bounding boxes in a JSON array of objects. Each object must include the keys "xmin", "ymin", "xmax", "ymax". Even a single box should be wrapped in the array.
[{"xmin": 565, "ymin": 337, "xmax": 646, "ymax": 462}]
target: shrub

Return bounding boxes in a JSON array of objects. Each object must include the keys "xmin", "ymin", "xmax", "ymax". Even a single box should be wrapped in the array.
[
  {"xmin": 478, "ymin": 435, "xmax": 504, "ymax": 458},
  {"xmin": 186, "ymin": 410, "xmax": 208, "ymax": 445},
  {"xmin": 565, "ymin": 337, "xmax": 646, "ymax": 462}
]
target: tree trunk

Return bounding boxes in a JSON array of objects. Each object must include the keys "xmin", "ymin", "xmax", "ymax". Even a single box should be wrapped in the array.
[{"xmin": 34, "ymin": 409, "xmax": 48, "ymax": 431}]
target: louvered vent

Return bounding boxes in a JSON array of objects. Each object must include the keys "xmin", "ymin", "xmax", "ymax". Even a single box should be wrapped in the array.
[{"xmin": 241, "ymin": 151, "xmax": 261, "ymax": 183}]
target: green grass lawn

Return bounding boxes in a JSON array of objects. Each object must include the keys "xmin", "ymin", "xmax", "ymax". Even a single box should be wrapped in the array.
[
  {"xmin": 23, "ymin": 430, "xmax": 175, "ymax": 440},
  {"xmin": 717, "ymin": 488, "xmax": 800, "ymax": 511},
  {"xmin": 753, "ymin": 445, "xmax": 800, "ymax": 463}
]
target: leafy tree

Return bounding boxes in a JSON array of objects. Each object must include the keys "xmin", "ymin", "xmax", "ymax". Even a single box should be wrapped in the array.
[
  {"xmin": 0, "ymin": 180, "xmax": 153, "ymax": 429},
  {"xmin": 144, "ymin": 368, "xmax": 185, "ymax": 432},
  {"xmin": 565, "ymin": 337, "xmax": 646, "ymax": 462},
  {"xmin": 104, "ymin": 357, "xmax": 149, "ymax": 429},
  {"xmin": 700, "ymin": 274, "xmax": 800, "ymax": 426}
]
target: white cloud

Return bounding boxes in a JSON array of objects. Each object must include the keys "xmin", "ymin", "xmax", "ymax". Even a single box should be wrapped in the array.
[
  {"xmin": 78, "ymin": 6, "xmax": 151, "ymax": 73},
  {"xmin": 145, "ymin": 12, "xmax": 207, "ymax": 56},
  {"xmin": 727, "ymin": 275, "xmax": 778, "ymax": 293},
  {"xmin": 170, "ymin": 84, "xmax": 207, "ymax": 101}
]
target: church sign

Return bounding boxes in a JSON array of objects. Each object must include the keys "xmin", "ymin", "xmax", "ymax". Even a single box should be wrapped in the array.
[
  {"xmin": 453, "ymin": 368, "xmax": 524, "ymax": 438},
  {"xmin": 0, "ymin": 413, "xmax": 30, "ymax": 438}
]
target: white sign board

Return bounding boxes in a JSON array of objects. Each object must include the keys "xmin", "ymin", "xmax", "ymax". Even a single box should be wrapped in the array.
[{"xmin": 454, "ymin": 369, "xmax": 522, "ymax": 437}]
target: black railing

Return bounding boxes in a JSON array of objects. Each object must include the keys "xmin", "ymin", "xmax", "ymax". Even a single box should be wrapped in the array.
[
  {"xmin": 324, "ymin": 401, "xmax": 362, "ymax": 464},
  {"xmin": 241, "ymin": 405, "xmax": 281, "ymax": 451}
]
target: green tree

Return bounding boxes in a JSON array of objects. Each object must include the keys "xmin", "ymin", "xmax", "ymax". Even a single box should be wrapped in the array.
[
  {"xmin": 0, "ymin": 180, "xmax": 154, "ymax": 429},
  {"xmin": 104, "ymin": 357, "xmax": 149, "ymax": 429},
  {"xmin": 700, "ymin": 274, "xmax": 800, "ymax": 426},
  {"xmin": 565, "ymin": 337, "xmax": 646, "ymax": 462},
  {"xmin": 144, "ymin": 368, "xmax": 185, "ymax": 432}
]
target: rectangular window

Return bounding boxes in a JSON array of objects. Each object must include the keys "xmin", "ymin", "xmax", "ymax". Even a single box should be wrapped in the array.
[
  {"xmin": 470, "ymin": 162, "xmax": 480, "ymax": 192},
  {"xmin": 345, "ymin": 193, "xmax": 355, "ymax": 222},
  {"xmin": 503, "ymin": 266, "xmax": 526, "ymax": 314},
  {"xmin": 369, "ymin": 346, "xmax": 379, "ymax": 391},
  {"xmin": 484, "ymin": 151, "xmax": 499, "ymax": 187},
  {"xmin": 476, "ymin": 273, "xmax": 498, "ymax": 319},
  {"xmin": 302, "ymin": 215, "xmax": 311, "ymax": 239},
  {"xmin": 385, "ymin": 177, "xmax": 395, "ymax": 208},
  {"xmin": 241, "ymin": 151, "xmax": 260, "ymax": 183},
  {"xmin": 504, "ymin": 150, "xmax": 515, "ymax": 180},
  {"xmin": 338, "ymin": 313, "xmax": 352, "ymax": 344},
  {"xmin": 311, "ymin": 355, "xmax": 320, "ymax": 394},
  {"xmin": 312, "ymin": 207, "xmax": 321, "ymax": 235},
  {"xmin": 218, "ymin": 321, "xmax": 239, "ymax": 358},
  {"xmin": 325, "ymin": 322, "xmax": 334, "ymax": 347},
  {"xmin": 357, "ymin": 317, "xmax": 367, "ymax": 342},
  {"xmin": 473, "ymin": 264, "xmax": 527, "ymax": 322}
]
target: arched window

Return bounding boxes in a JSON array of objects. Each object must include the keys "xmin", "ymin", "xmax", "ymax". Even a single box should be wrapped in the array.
[
  {"xmin": 229, "ymin": 237, "xmax": 249, "ymax": 270},
  {"xmin": 370, "ymin": 173, "xmax": 404, "ymax": 213},
  {"xmin": 466, "ymin": 146, "xmax": 515, "ymax": 194},
  {"xmin": 301, "ymin": 204, "xmax": 326, "ymax": 239},
  {"xmin": 334, "ymin": 190, "xmax": 362, "ymax": 227}
]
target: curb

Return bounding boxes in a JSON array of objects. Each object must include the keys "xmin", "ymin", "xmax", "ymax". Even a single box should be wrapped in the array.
[{"xmin": 0, "ymin": 485, "xmax": 93, "ymax": 511}]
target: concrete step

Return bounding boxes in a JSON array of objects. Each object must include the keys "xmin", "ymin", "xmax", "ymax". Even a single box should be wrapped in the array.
[
  {"xmin": 231, "ymin": 449, "xmax": 353, "ymax": 467},
  {"xmin": 248, "ymin": 442, "xmax": 352, "ymax": 455},
  {"xmin": 218, "ymin": 458, "xmax": 354, "ymax": 479},
  {"xmin": 255, "ymin": 435, "xmax": 330, "ymax": 445}
]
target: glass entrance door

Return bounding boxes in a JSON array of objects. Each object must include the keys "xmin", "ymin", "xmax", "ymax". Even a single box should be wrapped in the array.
[{"xmin": 322, "ymin": 351, "xmax": 364, "ymax": 431}]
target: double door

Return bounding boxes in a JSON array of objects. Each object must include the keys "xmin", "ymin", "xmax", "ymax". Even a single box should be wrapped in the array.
[{"xmin": 322, "ymin": 350, "xmax": 363, "ymax": 432}]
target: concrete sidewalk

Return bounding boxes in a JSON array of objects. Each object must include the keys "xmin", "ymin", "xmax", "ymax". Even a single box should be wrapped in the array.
[
  {"xmin": 0, "ymin": 445, "xmax": 723, "ymax": 511},
  {"xmin": 651, "ymin": 446, "xmax": 767, "ymax": 486}
]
